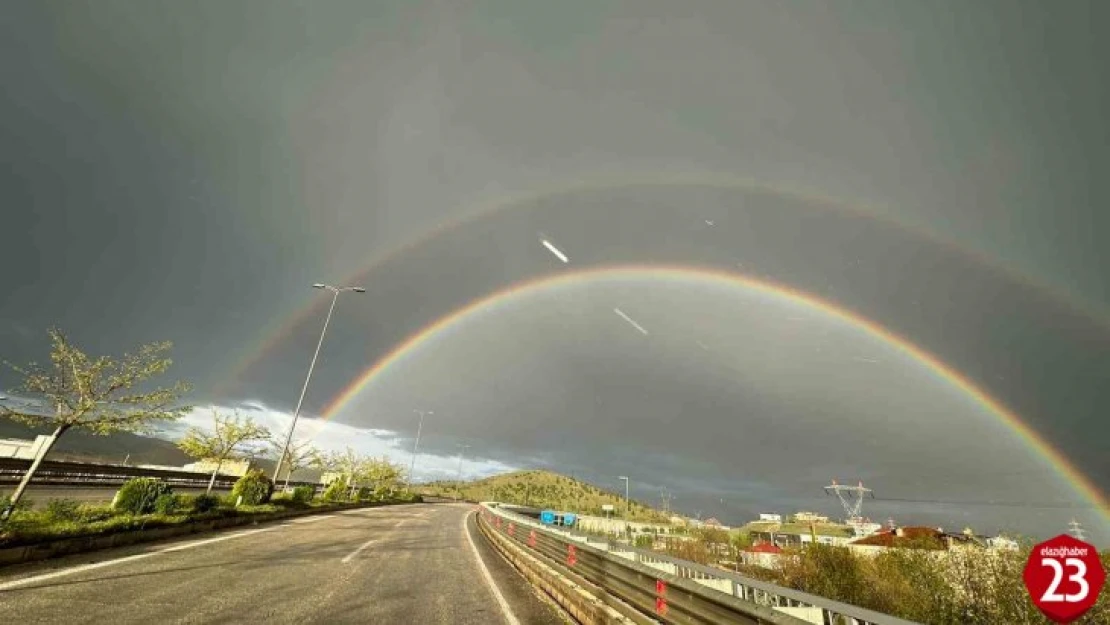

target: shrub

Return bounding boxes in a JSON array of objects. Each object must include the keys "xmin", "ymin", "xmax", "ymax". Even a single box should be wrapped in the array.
[
  {"xmin": 291, "ymin": 485, "xmax": 314, "ymax": 503},
  {"xmin": 191, "ymin": 494, "xmax": 220, "ymax": 513},
  {"xmin": 0, "ymin": 493, "xmax": 34, "ymax": 513},
  {"xmin": 44, "ymin": 498, "xmax": 82, "ymax": 522},
  {"xmin": 114, "ymin": 478, "xmax": 174, "ymax": 515},
  {"xmin": 321, "ymin": 479, "xmax": 350, "ymax": 503},
  {"xmin": 231, "ymin": 469, "xmax": 273, "ymax": 506},
  {"xmin": 153, "ymin": 493, "xmax": 178, "ymax": 515},
  {"xmin": 74, "ymin": 504, "xmax": 116, "ymax": 523}
]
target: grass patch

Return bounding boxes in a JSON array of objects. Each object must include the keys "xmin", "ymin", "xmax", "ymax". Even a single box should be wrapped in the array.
[{"xmin": 0, "ymin": 495, "xmax": 420, "ymax": 550}]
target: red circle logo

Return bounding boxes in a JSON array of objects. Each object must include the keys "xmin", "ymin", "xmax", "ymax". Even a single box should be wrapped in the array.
[{"xmin": 1023, "ymin": 534, "xmax": 1105, "ymax": 623}]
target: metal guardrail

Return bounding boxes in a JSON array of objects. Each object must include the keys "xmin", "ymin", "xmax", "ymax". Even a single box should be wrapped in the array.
[
  {"xmin": 0, "ymin": 457, "xmax": 321, "ymax": 491},
  {"xmin": 478, "ymin": 503, "xmax": 921, "ymax": 625}
]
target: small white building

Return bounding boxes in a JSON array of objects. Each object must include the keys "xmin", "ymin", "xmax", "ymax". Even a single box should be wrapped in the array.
[
  {"xmin": 183, "ymin": 458, "xmax": 254, "ymax": 477},
  {"xmin": 0, "ymin": 436, "xmax": 50, "ymax": 460},
  {"xmin": 758, "ymin": 513, "xmax": 782, "ymax": 523}
]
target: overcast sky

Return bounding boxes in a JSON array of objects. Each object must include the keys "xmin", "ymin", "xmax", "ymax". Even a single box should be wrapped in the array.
[{"xmin": 1, "ymin": 1, "xmax": 1107, "ymax": 543}]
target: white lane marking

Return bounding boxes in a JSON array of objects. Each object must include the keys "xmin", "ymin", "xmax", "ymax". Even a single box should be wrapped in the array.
[
  {"xmin": 340, "ymin": 518, "xmax": 408, "ymax": 564},
  {"xmin": 341, "ymin": 538, "xmax": 379, "ymax": 564},
  {"xmin": 463, "ymin": 512, "xmax": 522, "ymax": 625},
  {"xmin": 0, "ymin": 526, "xmax": 279, "ymax": 591},
  {"xmin": 0, "ymin": 553, "xmax": 157, "ymax": 591},
  {"xmin": 289, "ymin": 514, "xmax": 335, "ymax": 524}
]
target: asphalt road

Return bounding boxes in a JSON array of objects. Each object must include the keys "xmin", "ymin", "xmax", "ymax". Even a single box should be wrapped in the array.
[{"xmin": 0, "ymin": 503, "xmax": 569, "ymax": 625}]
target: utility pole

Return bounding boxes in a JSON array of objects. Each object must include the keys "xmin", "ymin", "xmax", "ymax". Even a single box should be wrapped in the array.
[
  {"xmin": 1068, "ymin": 518, "xmax": 1087, "ymax": 542},
  {"xmin": 408, "ymin": 409, "xmax": 432, "ymax": 485},
  {"xmin": 661, "ymin": 488, "xmax": 673, "ymax": 516},
  {"xmin": 454, "ymin": 444, "xmax": 470, "ymax": 502},
  {"xmin": 618, "ymin": 476, "xmax": 630, "ymax": 518}
]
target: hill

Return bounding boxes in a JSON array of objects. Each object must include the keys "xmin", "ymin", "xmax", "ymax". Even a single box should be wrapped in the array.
[
  {"xmin": 422, "ymin": 469, "xmax": 670, "ymax": 522},
  {"xmin": 0, "ymin": 417, "xmax": 192, "ymax": 466}
]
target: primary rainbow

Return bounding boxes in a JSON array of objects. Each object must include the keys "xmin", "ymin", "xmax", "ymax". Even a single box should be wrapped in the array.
[
  {"xmin": 315, "ymin": 263, "xmax": 1110, "ymax": 528},
  {"xmin": 212, "ymin": 172, "xmax": 1109, "ymax": 400}
]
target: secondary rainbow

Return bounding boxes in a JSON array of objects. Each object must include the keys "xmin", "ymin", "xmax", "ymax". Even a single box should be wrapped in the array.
[
  {"xmin": 212, "ymin": 172, "xmax": 1108, "ymax": 400},
  {"xmin": 315, "ymin": 263, "xmax": 1110, "ymax": 528}
]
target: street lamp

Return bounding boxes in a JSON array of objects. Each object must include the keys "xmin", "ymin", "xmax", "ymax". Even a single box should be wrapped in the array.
[
  {"xmin": 273, "ymin": 283, "xmax": 365, "ymax": 483},
  {"xmin": 619, "ymin": 476, "xmax": 630, "ymax": 518},
  {"xmin": 455, "ymin": 444, "xmax": 471, "ymax": 502},
  {"xmin": 408, "ymin": 409, "xmax": 432, "ymax": 484}
]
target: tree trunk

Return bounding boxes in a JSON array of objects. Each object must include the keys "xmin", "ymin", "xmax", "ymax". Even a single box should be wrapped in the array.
[
  {"xmin": 281, "ymin": 462, "xmax": 293, "ymax": 491},
  {"xmin": 1, "ymin": 424, "xmax": 68, "ymax": 521},
  {"xmin": 206, "ymin": 458, "xmax": 225, "ymax": 494}
]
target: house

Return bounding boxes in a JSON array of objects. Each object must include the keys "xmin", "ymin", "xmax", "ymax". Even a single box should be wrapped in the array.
[
  {"xmin": 849, "ymin": 526, "xmax": 987, "ymax": 556},
  {"xmin": 739, "ymin": 519, "xmax": 857, "ymax": 548},
  {"xmin": 741, "ymin": 542, "xmax": 784, "ymax": 568},
  {"xmin": 703, "ymin": 517, "xmax": 730, "ymax": 530}
]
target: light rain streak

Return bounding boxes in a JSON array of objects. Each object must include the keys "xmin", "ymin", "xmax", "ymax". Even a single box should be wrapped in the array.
[{"xmin": 612, "ymin": 307, "xmax": 649, "ymax": 336}]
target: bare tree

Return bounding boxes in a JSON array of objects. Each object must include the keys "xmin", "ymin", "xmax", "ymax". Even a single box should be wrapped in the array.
[
  {"xmin": 177, "ymin": 410, "xmax": 270, "ymax": 493},
  {"xmin": 0, "ymin": 328, "xmax": 191, "ymax": 520},
  {"xmin": 267, "ymin": 437, "xmax": 321, "ymax": 489}
]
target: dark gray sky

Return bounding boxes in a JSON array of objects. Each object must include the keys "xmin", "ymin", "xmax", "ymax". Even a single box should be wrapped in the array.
[{"xmin": 1, "ymin": 1, "xmax": 1107, "ymax": 543}]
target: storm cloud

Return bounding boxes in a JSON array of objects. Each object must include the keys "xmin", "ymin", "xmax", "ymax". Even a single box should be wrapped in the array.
[{"xmin": 2, "ymin": 1, "xmax": 1107, "ymax": 543}]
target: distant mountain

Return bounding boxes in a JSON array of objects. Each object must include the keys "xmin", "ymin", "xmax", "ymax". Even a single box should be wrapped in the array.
[
  {"xmin": 422, "ymin": 469, "xmax": 670, "ymax": 522},
  {"xmin": 0, "ymin": 417, "xmax": 192, "ymax": 466}
]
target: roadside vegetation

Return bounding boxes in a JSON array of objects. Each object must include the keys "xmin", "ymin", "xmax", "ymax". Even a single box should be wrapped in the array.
[
  {"xmin": 423, "ymin": 469, "xmax": 669, "ymax": 521},
  {"xmin": 0, "ymin": 458, "xmax": 421, "ymax": 550},
  {"xmin": 650, "ymin": 529, "xmax": 1109, "ymax": 625}
]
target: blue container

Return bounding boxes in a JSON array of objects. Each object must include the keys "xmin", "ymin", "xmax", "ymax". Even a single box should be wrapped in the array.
[
  {"xmin": 561, "ymin": 513, "xmax": 577, "ymax": 526},
  {"xmin": 540, "ymin": 510, "xmax": 556, "ymax": 525}
]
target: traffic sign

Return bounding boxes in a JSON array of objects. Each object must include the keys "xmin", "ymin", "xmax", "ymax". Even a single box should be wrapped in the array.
[{"xmin": 1023, "ymin": 534, "xmax": 1105, "ymax": 623}]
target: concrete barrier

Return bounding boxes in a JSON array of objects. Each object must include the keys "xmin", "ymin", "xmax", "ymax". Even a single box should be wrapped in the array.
[{"xmin": 0, "ymin": 500, "xmax": 415, "ymax": 568}]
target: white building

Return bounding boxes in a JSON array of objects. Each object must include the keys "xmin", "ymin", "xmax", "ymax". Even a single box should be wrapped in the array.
[
  {"xmin": 758, "ymin": 513, "xmax": 782, "ymax": 523},
  {"xmin": 0, "ymin": 436, "xmax": 50, "ymax": 460},
  {"xmin": 183, "ymin": 458, "xmax": 254, "ymax": 477}
]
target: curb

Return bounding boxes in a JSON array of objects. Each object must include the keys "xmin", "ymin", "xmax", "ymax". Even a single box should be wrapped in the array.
[{"xmin": 0, "ymin": 500, "xmax": 415, "ymax": 568}]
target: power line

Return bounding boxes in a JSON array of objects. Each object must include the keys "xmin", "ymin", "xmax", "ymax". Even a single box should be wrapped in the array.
[{"xmin": 873, "ymin": 496, "xmax": 1106, "ymax": 510}]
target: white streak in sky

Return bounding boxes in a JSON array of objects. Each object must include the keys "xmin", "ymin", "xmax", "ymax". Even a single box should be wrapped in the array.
[
  {"xmin": 613, "ymin": 308, "xmax": 649, "ymax": 335},
  {"xmin": 541, "ymin": 239, "xmax": 569, "ymax": 263},
  {"xmin": 695, "ymin": 340, "xmax": 710, "ymax": 351},
  {"xmin": 853, "ymin": 356, "xmax": 881, "ymax": 364}
]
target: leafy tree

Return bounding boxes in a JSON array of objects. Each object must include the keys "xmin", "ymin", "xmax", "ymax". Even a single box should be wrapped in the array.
[
  {"xmin": 361, "ymin": 456, "xmax": 404, "ymax": 499},
  {"xmin": 0, "ymin": 329, "xmax": 191, "ymax": 520},
  {"xmin": 177, "ymin": 410, "xmax": 271, "ymax": 493},
  {"xmin": 267, "ymin": 437, "xmax": 321, "ymax": 489},
  {"xmin": 318, "ymin": 447, "xmax": 361, "ymax": 497}
]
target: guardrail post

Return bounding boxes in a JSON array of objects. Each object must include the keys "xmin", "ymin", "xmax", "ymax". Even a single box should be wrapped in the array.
[
  {"xmin": 654, "ymin": 579, "xmax": 668, "ymax": 617},
  {"xmin": 566, "ymin": 544, "xmax": 578, "ymax": 567}
]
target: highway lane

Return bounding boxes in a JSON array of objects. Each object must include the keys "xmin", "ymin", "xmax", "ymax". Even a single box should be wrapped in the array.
[{"xmin": 0, "ymin": 503, "xmax": 568, "ymax": 625}]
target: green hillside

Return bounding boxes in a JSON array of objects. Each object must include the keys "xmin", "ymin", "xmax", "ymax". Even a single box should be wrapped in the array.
[{"xmin": 422, "ymin": 469, "xmax": 670, "ymax": 522}]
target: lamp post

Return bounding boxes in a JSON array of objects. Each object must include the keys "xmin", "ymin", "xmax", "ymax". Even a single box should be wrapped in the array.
[
  {"xmin": 273, "ymin": 284, "xmax": 365, "ymax": 483},
  {"xmin": 408, "ymin": 409, "xmax": 432, "ymax": 484},
  {"xmin": 619, "ymin": 475, "xmax": 630, "ymax": 518},
  {"xmin": 455, "ymin": 444, "xmax": 471, "ymax": 502}
]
